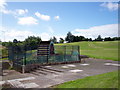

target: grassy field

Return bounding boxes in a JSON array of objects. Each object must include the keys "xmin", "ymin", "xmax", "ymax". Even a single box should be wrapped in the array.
[
  {"xmin": 55, "ymin": 41, "xmax": 119, "ymax": 61},
  {"xmin": 1, "ymin": 41, "xmax": 119, "ymax": 61},
  {"xmin": 53, "ymin": 71, "xmax": 118, "ymax": 88}
]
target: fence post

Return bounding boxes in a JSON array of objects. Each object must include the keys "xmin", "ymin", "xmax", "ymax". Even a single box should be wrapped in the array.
[
  {"xmin": 78, "ymin": 46, "xmax": 81, "ymax": 61},
  {"xmin": 22, "ymin": 45, "xmax": 26, "ymax": 74},
  {"xmin": 64, "ymin": 46, "xmax": 66, "ymax": 61}
]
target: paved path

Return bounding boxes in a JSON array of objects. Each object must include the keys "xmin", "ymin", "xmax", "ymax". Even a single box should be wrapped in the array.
[{"xmin": 1, "ymin": 58, "xmax": 119, "ymax": 88}]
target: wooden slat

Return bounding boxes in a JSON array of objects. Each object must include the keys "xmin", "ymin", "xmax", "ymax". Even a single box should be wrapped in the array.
[
  {"xmin": 38, "ymin": 48, "xmax": 49, "ymax": 50},
  {"xmin": 38, "ymin": 54, "xmax": 48, "ymax": 56},
  {"xmin": 39, "ymin": 45, "xmax": 49, "ymax": 47},
  {"xmin": 38, "ymin": 50, "xmax": 49, "ymax": 51},
  {"xmin": 37, "ymin": 52, "xmax": 49, "ymax": 54},
  {"xmin": 37, "ymin": 43, "xmax": 50, "ymax": 56}
]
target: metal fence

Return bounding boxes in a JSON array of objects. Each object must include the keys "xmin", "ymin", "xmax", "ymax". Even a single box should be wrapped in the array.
[{"xmin": 8, "ymin": 45, "xmax": 80, "ymax": 73}]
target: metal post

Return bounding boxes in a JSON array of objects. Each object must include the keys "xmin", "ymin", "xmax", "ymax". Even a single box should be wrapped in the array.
[
  {"xmin": 72, "ymin": 46, "xmax": 73, "ymax": 55},
  {"xmin": 22, "ymin": 61, "xmax": 25, "ymax": 74},
  {"xmin": 64, "ymin": 46, "xmax": 66, "ymax": 61},
  {"xmin": 47, "ymin": 46, "xmax": 49, "ymax": 63},
  {"xmin": 78, "ymin": 46, "xmax": 81, "ymax": 61},
  {"xmin": 72, "ymin": 46, "xmax": 74, "ymax": 61},
  {"xmin": 24, "ymin": 45, "xmax": 26, "ymax": 65},
  {"xmin": 22, "ymin": 45, "xmax": 26, "ymax": 74}
]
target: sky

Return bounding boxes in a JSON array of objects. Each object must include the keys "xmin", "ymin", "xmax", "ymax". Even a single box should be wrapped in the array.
[{"xmin": 0, "ymin": 0, "xmax": 119, "ymax": 42}]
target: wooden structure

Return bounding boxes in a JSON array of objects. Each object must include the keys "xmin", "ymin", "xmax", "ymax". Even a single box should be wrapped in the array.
[{"xmin": 37, "ymin": 41, "xmax": 54, "ymax": 63}]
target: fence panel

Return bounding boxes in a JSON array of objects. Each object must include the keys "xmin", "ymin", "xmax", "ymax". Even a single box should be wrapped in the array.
[{"xmin": 8, "ymin": 45, "xmax": 80, "ymax": 73}]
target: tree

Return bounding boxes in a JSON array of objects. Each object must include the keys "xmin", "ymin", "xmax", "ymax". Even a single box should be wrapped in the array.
[
  {"xmin": 24, "ymin": 36, "xmax": 41, "ymax": 50},
  {"xmin": 79, "ymin": 36, "xmax": 86, "ymax": 41},
  {"xmin": 53, "ymin": 36, "xmax": 57, "ymax": 43},
  {"xmin": 104, "ymin": 37, "xmax": 112, "ymax": 41},
  {"xmin": 95, "ymin": 35, "xmax": 103, "ymax": 41},
  {"xmin": 50, "ymin": 36, "xmax": 57, "ymax": 43},
  {"xmin": 89, "ymin": 38, "xmax": 92, "ymax": 41},
  {"xmin": 65, "ymin": 32, "xmax": 74, "ymax": 43},
  {"xmin": 59, "ymin": 38, "xmax": 64, "ymax": 43},
  {"xmin": 112, "ymin": 37, "xmax": 120, "ymax": 41},
  {"xmin": 13, "ymin": 39, "xmax": 18, "ymax": 43}
]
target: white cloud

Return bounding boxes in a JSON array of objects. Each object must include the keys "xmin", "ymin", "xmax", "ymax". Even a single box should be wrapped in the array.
[
  {"xmin": 1, "ymin": 9, "xmax": 12, "ymax": 14},
  {"xmin": 0, "ymin": 0, "xmax": 28, "ymax": 16},
  {"xmin": 18, "ymin": 17, "xmax": 38, "ymax": 25},
  {"xmin": 72, "ymin": 24, "xmax": 118, "ymax": 39},
  {"xmin": 40, "ymin": 32, "xmax": 51, "ymax": 41},
  {"xmin": 5, "ymin": 30, "xmax": 34, "ymax": 41},
  {"xmin": 0, "ymin": 26, "xmax": 35, "ymax": 41},
  {"xmin": 100, "ymin": 2, "xmax": 118, "ymax": 11},
  {"xmin": 0, "ymin": 26, "xmax": 66, "ymax": 42},
  {"xmin": 54, "ymin": 16, "xmax": 60, "ymax": 20},
  {"xmin": 15, "ymin": 9, "xmax": 28, "ymax": 15},
  {"xmin": 0, "ymin": 0, "xmax": 6, "ymax": 10},
  {"xmin": 35, "ymin": 12, "xmax": 50, "ymax": 21},
  {"xmin": 2, "ymin": 8, "xmax": 28, "ymax": 16},
  {"xmin": 0, "ymin": 0, "xmax": 13, "ymax": 14},
  {"xmin": 0, "ymin": 26, "xmax": 54, "ymax": 41},
  {"xmin": 0, "ymin": 0, "xmax": 8, "ymax": 13}
]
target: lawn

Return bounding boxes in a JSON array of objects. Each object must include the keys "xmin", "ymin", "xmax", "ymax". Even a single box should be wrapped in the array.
[
  {"xmin": 1, "ymin": 41, "xmax": 119, "ymax": 61},
  {"xmin": 53, "ymin": 71, "xmax": 118, "ymax": 88},
  {"xmin": 55, "ymin": 41, "xmax": 119, "ymax": 61}
]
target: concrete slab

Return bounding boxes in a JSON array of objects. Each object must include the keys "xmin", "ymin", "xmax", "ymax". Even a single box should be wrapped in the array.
[
  {"xmin": 80, "ymin": 63, "xmax": 90, "ymax": 66},
  {"xmin": 104, "ymin": 63, "xmax": 120, "ymax": 66},
  {"xmin": 61, "ymin": 66, "xmax": 69, "ymax": 68},
  {"xmin": 2, "ymin": 58, "xmax": 118, "ymax": 88},
  {"xmin": 24, "ymin": 83, "xmax": 39, "ymax": 88},
  {"xmin": 67, "ymin": 64, "xmax": 76, "ymax": 67},
  {"xmin": 69, "ymin": 69, "xmax": 83, "ymax": 73}
]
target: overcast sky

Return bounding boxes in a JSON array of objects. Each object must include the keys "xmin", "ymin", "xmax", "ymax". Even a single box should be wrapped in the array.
[{"xmin": 0, "ymin": 0, "xmax": 119, "ymax": 41}]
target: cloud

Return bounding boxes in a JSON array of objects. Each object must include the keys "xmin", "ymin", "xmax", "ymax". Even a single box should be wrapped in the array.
[
  {"xmin": 0, "ymin": 26, "xmax": 54, "ymax": 41},
  {"xmin": 40, "ymin": 32, "xmax": 51, "ymax": 41},
  {"xmin": 72, "ymin": 24, "xmax": 118, "ymax": 39},
  {"xmin": 0, "ymin": 0, "xmax": 8, "ymax": 13},
  {"xmin": 18, "ymin": 17, "xmax": 38, "ymax": 25},
  {"xmin": 54, "ymin": 16, "xmax": 60, "ymax": 20},
  {"xmin": 0, "ymin": 0, "xmax": 6, "ymax": 9},
  {"xmin": 2, "ymin": 8, "xmax": 28, "ymax": 16},
  {"xmin": 0, "ymin": 26, "xmax": 66, "ymax": 42},
  {"xmin": 0, "ymin": 0, "xmax": 13, "ymax": 14},
  {"xmin": 0, "ymin": 0, "xmax": 28, "ymax": 16},
  {"xmin": 15, "ymin": 9, "xmax": 28, "ymax": 15},
  {"xmin": 35, "ymin": 12, "xmax": 50, "ymax": 21},
  {"xmin": 100, "ymin": 2, "xmax": 118, "ymax": 11},
  {"xmin": 0, "ymin": 28, "xmax": 33, "ymax": 41}
]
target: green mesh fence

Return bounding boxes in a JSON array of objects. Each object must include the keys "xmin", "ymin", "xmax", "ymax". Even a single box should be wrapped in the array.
[{"xmin": 8, "ymin": 45, "xmax": 80, "ymax": 70}]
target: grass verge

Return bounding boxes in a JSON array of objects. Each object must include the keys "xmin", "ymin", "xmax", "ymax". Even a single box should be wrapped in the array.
[{"xmin": 53, "ymin": 71, "xmax": 118, "ymax": 88}]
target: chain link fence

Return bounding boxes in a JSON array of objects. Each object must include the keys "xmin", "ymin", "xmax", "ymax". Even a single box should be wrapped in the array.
[{"xmin": 8, "ymin": 45, "xmax": 80, "ymax": 73}]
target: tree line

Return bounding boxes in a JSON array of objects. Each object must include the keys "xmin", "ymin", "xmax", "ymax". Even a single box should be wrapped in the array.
[
  {"xmin": 1, "ymin": 31, "xmax": 120, "ymax": 50},
  {"xmin": 51, "ymin": 32, "xmax": 120, "ymax": 43},
  {"xmin": 2, "ymin": 36, "xmax": 41, "ymax": 50}
]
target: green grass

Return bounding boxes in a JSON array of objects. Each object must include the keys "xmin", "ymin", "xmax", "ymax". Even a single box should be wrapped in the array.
[
  {"xmin": 55, "ymin": 41, "xmax": 119, "ymax": 61},
  {"xmin": 1, "ymin": 41, "xmax": 119, "ymax": 61},
  {"xmin": 53, "ymin": 71, "xmax": 118, "ymax": 88}
]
